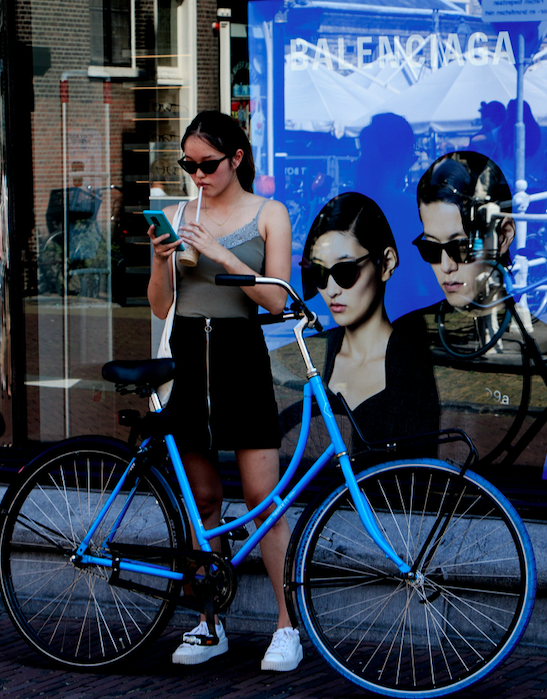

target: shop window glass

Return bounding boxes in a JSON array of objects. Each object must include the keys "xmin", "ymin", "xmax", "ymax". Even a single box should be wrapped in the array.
[
  {"xmin": 157, "ymin": 0, "xmax": 178, "ymax": 68},
  {"xmin": 0, "ymin": 35, "xmax": 11, "ymax": 447},
  {"xmin": 246, "ymin": 1, "xmax": 547, "ymax": 486},
  {"xmin": 8, "ymin": 0, "xmax": 196, "ymax": 444},
  {"xmin": 90, "ymin": 0, "xmax": 132, "ymax": 67}
]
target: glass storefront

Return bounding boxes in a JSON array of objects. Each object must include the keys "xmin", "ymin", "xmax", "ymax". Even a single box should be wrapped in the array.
[
  {"xmin": 2, "ymin": 0, "xmax": 547, "ymax": 490},
  {"xmin": 244, "ymin": 1, "xmax": 547, "ymax": 483},
  {"xmin": 1, "ymin": 0, "xmax": 200, "ymax": 447},
  {"xmin": 0, "ymin": 4, "xmax": 12, "ymax": 448}
]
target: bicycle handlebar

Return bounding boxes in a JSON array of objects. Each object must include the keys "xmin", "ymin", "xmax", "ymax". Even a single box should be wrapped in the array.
[
  {"xmin": 216, "ymin": 274, "xmax": 256, "ymax": 287},
  {"xmin": 258, "ymin": 313, "xmax": 285, "ymax": 326},
  {"xmin": 215, "ymin": 274, "xmax": 323, "ymax": 333}
]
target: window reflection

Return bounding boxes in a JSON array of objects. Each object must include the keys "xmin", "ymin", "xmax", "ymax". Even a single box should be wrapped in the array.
[
  {"xmin": 157, "ymin": 0, "xmax": 178, "ymax": 68},
  {"xmin": 18, "ymin": 0, "xmax": 196, "ymax": 442},
  {"xmin": 90, "ymin": 0, "xmax": 132, "ymax": 68}
]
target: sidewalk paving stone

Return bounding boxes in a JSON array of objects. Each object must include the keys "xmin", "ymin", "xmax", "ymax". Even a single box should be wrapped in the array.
[{"xmin": 0, "ymin": 615, "xmax": 547, "ymax": 699}]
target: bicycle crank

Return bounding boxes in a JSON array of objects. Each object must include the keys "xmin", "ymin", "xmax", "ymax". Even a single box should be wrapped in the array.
[{"xmin": 105, "ymin": 544, "xmax": 237, "ymax": 613}]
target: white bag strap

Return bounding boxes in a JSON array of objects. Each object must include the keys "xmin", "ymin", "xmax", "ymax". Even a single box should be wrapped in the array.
[
  {"xmin": 153, "ymin": 200, "xmax": 187, "ymax": 408},
  {"xmin": 166, "ymin": 199, "xmax": 187, "ymax": 314}
]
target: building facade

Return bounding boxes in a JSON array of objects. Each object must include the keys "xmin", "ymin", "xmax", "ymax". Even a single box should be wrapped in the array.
[
  {"xmin": 2, "ymin": 0, "xmax": 547, "ymax": 493},
  {"xmin": 0, "ymin": 0, "xmax": 227, "ymax": 463}
]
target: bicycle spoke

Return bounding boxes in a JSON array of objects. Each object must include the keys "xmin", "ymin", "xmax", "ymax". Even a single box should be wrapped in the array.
[
  {"xmin": 294, "ymin": 460, "xmax": 535, "ymax": 697},
  {"xmin": 0, "ymin": 444, "xmax": 188, "ymax": 667}
]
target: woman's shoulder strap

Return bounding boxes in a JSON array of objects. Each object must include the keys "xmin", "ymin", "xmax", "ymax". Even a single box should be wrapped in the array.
[
  {"xmin": 253, "ymin": 197, "xmax": 268, "ymax": 224},
  {"xmin": 172, "ymin": 199, "xmax": 187, "ymax": 230}
]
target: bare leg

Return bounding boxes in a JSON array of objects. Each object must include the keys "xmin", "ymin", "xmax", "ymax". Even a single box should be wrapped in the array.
[
  {"xmin": 182, "ymin": 450, "xmax": 223, "ymax": 547},
  {"xmin": 236, "ymin": 448, "xmax": 292, "ymax": 629},
  {"xmin": 182, "ymin": 451, "xmax": 223, "ymax": 625}
]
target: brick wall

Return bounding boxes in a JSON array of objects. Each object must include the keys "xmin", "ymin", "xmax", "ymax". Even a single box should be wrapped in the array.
[
  {"xmin": 14, "ymin": 0, "xmax": 216, "ymax": 258},
  {"xmin": 8, "ymin": 0, "xmax": 221, "ymax": 442},
  {"xmin": 197, "ymin": 0, "xmax": 220, "ymax": 111}
]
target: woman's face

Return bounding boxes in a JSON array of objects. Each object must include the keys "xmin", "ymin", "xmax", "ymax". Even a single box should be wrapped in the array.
[
  {"xmin": 419, "ymin": 201, "xmax": 501, "ymax": 309},
  {"xmin": 310, "ymin": 230, "xmax": 385, "ymax": 327},
  {"xmin": 182, "ymin": 134, "xmax": 241, "ymax": 197}
]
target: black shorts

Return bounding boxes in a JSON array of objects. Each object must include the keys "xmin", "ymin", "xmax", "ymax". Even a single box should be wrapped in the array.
[{"xmin": 168, "ymin": 316, "xmax": 280, "ymax": 452}]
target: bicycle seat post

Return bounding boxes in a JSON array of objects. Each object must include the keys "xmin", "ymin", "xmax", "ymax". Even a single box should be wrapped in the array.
[{"xmin": 150, "ymin": 389, "xmax": 162, "ymax": 412}]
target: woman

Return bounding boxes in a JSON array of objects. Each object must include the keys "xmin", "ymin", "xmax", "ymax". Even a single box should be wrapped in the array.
[
  {"xmin": 147, "ymin": 111, "xmax": 301, "ymax": 671},
  {"xmin": 301, "ymin": 192, "xmax": 439, "ymax": 455}
]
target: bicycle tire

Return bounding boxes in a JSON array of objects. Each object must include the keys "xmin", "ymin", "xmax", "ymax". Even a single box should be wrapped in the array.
[
  {"xmin": 438, "ymin": 300, "xmax": 512, "ymax": 359},
  {"xmin": 0, "ymin": 437, "xmax": 190, "ymax": 669},
  {"xmin": 290, "ymin": 459, "xmax": 536, "ymax": 698}
]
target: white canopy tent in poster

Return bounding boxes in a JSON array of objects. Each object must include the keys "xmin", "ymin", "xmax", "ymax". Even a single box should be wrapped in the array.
[
  {"xmin": 350, "ymin": 56, "xmax": 547, "ymax": 135},
  {"xmin": 284, "ymin": 57, "xmax": 384, "ymax": 138},
  {"xmin": 526, "ymin": 58, "xmax": 547, "ymax": 94},
  {"xmin": 345, "ymin": 55, "xmax": 430, "ymax": 102}
]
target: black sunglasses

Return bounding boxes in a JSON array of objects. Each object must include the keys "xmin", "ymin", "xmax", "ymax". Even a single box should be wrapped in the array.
[
  {"xmin": 413, "ymin": 234, "xmax": 473, "ymax": 264},
  {"xmin": 303, "ymin": 255, "xmax": 370, "ymax": 290},
  {"xmin": 177, "ymin": 154, "xmax": 229, "ymax": 175}
]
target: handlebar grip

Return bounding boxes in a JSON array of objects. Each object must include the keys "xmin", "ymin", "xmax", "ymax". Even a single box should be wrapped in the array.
[
  {"xmin": 259, "ymin": 313, "xmax": 285, "ymax": 326},
  {"xmin": 215, "ymin": 274, "xmax": 256, "ymax": 287},
  {"xmin": 314, "ymin": 319, "xmax": 324, "ymax": 333}
]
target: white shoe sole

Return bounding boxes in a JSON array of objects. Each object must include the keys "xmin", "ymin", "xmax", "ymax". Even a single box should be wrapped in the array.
[
  {"xmin": 172, "ymin": 637, "xmax": 229, "ymax": 666},
  {"xmin": 261, "ymin": 643, "xmax": 303, "ymax": 672}
]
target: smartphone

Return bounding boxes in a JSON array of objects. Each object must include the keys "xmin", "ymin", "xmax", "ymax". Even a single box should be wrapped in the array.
[{"xmin": 143, "ymin": 210, "xmax": 184, "ymax": 247}]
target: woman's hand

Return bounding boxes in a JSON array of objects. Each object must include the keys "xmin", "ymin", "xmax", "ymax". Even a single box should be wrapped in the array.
[
  {"xmin": 147, "ymin": 225, "xmax": 183, "ymax": 262},
  {"xmin": 179, "ymin": 222, "xmax": 229, "ymax": 266}
]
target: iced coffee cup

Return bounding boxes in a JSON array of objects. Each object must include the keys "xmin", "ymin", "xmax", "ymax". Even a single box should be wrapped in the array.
[
  {"xmin": 178, "ymin": 186, "xmax": 203, "ymax": 267},
  {"xmin": 177, "ymin": 241, "xmax": 200, "ymax": 267}
]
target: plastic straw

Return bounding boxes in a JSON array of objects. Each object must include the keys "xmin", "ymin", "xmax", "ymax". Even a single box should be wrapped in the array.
[{"xmin": 196, "ymin": 186, "xmax": 203, "ymax": 223}]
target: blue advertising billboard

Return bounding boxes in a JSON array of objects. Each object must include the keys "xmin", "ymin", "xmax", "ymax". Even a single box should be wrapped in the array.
[{"xmin": 247, "ymin": 0, "xmax": 547, "ymax": 475}]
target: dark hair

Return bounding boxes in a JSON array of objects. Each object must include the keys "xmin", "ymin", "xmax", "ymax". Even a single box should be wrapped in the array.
[
  {"xmin": 417, "ymin": 151, "xmax": 512, "ymax": 239},
  {"xmin": 479, "ymin": 101, "xmax": 506, "ymax": 127},
  {"xmin": 181, "ymin": 110, "xmax": 255, "ymax": 192},
  {"xmin": 301, "ymin": 192, "xmax": 398, "ymax": 300},
  {"xmin": 498, "ymin": 100, "xmax": 541, "ymax": 159},
  {"xmin": 359, "ymin": 113, "xmax": 415, "ymax": 160}
]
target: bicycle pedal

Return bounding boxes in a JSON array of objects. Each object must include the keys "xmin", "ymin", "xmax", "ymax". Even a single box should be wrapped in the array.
[
  {"xmin": 184, "ymin": 633, "xmax": 219, "ymax": 647},
  {"xmin": 221, "ymin": 517, "xmax": 249, "ymax": 541}
]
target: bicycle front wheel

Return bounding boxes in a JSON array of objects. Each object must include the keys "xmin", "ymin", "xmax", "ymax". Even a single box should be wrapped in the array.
[
  {"xmin": 0, "ymin": 438, "xmax": 190, "ymax": 669},
  {"xmin": 291, "ymin": 459, "xmax": 536, "ymax": 698}
]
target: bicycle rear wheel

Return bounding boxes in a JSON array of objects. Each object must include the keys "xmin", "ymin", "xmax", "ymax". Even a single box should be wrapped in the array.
[
  {"xmin": 0, "ymin": 438, "xmax": 190, "ymax": 669},
  {"xmin": 290, "ymin": 459, "xmax": 536, "ymax": 698}
]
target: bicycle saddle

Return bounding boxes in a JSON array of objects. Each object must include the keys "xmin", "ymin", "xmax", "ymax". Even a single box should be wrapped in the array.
[{"xmin": 102, "ymin": 359, "xmax": 176, "ymax": 388}]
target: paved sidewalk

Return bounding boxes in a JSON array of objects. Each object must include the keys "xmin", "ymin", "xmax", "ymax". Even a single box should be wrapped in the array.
[{"xmin": 1, "ymin": 615, "xmax": 547, "ymax": 699}]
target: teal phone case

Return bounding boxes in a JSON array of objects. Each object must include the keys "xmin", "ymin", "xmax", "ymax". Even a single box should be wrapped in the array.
[{"xmin": 143, "ymin": 210, "xmax": 184, "ymax": 247}]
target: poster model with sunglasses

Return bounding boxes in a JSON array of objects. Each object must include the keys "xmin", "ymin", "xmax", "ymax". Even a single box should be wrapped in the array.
[
  {"xmin": 300, "ymin": 193, "xmax": 439, "ymax": 456},
  {"xmin": 395, "ymin": 151, "xmax": 547, "ymax": 462},
  {"xmin": 397, "ymin": 152, "xmax": 518, "ymax": 360},
  {"xmin": 414, "ymin": 151, "xmax": 515, "ymax": 312},
  {"xmin": 146, "ymin": 111, "xmax": 302, "ymax": 671},
  {"xmin": 399, "ymin": 151, "xmax": 519, "ymax": 359}
]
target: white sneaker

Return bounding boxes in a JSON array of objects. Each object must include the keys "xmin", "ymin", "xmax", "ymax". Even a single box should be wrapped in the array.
[
  {"xmin": 261, "ymin": 627, "xmax": 303, "ymax": 672},
  {"xmin": 172, "ymin": 621, "xmax": 228, "ymax": 665}
]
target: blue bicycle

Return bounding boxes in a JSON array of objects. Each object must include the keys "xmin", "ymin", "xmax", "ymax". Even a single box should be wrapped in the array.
[{"xmin": 0, "ymin": 276, "xmax": 536, "ymax": 698}]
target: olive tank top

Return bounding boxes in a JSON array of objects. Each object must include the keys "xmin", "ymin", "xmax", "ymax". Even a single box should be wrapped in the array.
[{"xmin": 175, "ymin": 200, "xmax": 266, "ymax": 319}]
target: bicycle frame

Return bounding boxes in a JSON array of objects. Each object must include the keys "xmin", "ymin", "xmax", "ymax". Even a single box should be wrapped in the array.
[
  {"xmin": 74, "ymin": 312, "xmax": 411, "ymax": 584},
  {"xmin": 4, "ymin": 272, "xmax": 537, "ymax": 691}
]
